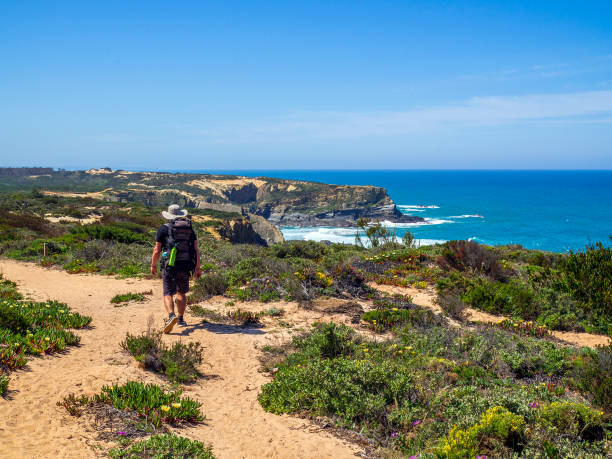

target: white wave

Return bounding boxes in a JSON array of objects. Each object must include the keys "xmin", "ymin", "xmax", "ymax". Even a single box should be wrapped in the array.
[
  {"xmin": 281, "ymin": 226, "xmax": 448, "ymax": 247},
  {"xmin": 397, "ymin": 204, "xmax": 440, "ymax": 209},
  {"xmin": 447, "ymin": 214, "xmax": 484, "ymax": 219},
  {"xmin": 378, "ymin": 218, "xmax": 454, "ymax": 228},
  {"xmin": 282, "ymin": 226, "xmax": 358, "ymax": 244},
  {"xmin": 396, "ymin": 206, "xmax": 425, "ymax": 212}
]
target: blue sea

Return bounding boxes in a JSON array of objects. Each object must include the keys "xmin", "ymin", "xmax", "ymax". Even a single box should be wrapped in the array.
[{"xmin": 187, "ymin": 170, "xmax": 612, "ymax": 253}]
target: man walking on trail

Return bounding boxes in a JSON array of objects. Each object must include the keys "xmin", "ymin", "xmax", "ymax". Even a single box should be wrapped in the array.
[{"xmin": 151, "ymin": 204, "xmax": 202, "ymax": 333}]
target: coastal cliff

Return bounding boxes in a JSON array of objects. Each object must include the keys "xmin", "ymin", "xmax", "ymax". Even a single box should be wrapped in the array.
[{"xmin": 0, "ymin": 168, "xmax": 424, "ymax": 233}]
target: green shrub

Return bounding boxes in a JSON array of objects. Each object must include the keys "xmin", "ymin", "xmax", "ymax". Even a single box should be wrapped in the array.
[
  {"xmin": 462, "ymin": 278, "xmax": 535, "ymax": 318},
  {"xmin": 436, "ymin": 406, "xmax": 525, "ymax": 458},
  {"xmin": 538, "ymin": 401, "xmax": 606, "ymax": 441},
  {"xmin": 272, "ymin": 240, "xmax": 330, "ymax": 260},
  {"xmin": 109, "ymin": 433, "xmax": 215, "ymax": 458},
  {"xmin": 0, "ymin": 373, "xmax": 8, "ymax": 396},
  {"xmin": 226, "ymin": 309, "xmax": 261, "ymax": 325},
  {"xmin": 362, "ymin": 307, "xmax": 440, "ymax": 331},
  {"xmin": 571, "ymin": 344, "xmax": 612, "ymax": 411},
  {"xmin": 111, "ymin": 291, "xmax": 151, "ymax": 304},
  {"xmin": 0, "ymin": 278, "xmax": 23, "ymax": 301},
  {"xmin": 70, "ymin": 224, "xmax": 150, "ymax": 244},
  {"xmin": 190, "ymin": 272, "xmax": 229, "ymax": 302},
  {"xmin": 259, "ymin": 323, "xmax": 415, "ymax": 432},
  {"xmin": 438, "ymin": 240, "xmax": 506, "ymax": 281},
  {"xmin": 227, "ymin": 257, "xmax": 290, "ymax": 286},
  {"xmin": 561, "ymin": 241, "xmax": 612, "ymax": 332},
  {"xmin": 121, "ymin": 331, "xmax": 203, "ymax": 383}
]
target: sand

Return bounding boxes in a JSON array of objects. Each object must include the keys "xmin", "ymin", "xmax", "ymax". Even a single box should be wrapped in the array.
[{"xmin": 0, "ymin": 260, "xmax": 362, "ymax": 459}]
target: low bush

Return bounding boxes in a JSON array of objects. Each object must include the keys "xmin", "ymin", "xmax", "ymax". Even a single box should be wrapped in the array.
[
  {"xmin": 226, "ymin": 309, "xmax": 261, "ymax": 325},
  {"xmin": 61, "ymin": 381, "xmax": 203, "ymax": 428},
  {"xmin": 70, "ymin": 224, "xmax": 151, "ymax": 244},
  {"xmin": 462, "ymin": 278, "xmax": 535, "ymax": 318},
  {"xmin": 190, "ymin": 272, "xmax": 229, "ymax": 302},
  {"xmin": 561, "ymin": 241, "xmax": 612, "ymax": 331},
  {"xmin": 110, "ymin": 291, "xmax": 152, "ymax": 304},
  {"xmin": 362, "ymin": 307, "xmax": 441, "ymax": 331},
  {"xmin": 435, "ymin": 406, "xmax": 525, "ymax": 458},
  {"xmin": 109, "ymin": 433, "xmax": 215, "ymax": 459},
  {"xmin": 538, "ymin": 401, "xmax": 606, "ymax": 441},
  {"xmin": 570, "ymin": 343, "xmax": 612, "ymax": 411},
  {"xmin": 494, "ymin": 318, "xmax": 550, "ymax": 338},
  {"xmin": 438, "ymin": 240, "xmax": 506, "ymax": 281},
  {"xmin": 0, "ymin": 373, "xmax": 8, "ymax": 396},
  {"xmin": 121, "ymin": 330, "xmax": 203, "ymax": 383},
  {"xmin": 436, "ymin": 290, "xmax": 467, "ymax": 319}
]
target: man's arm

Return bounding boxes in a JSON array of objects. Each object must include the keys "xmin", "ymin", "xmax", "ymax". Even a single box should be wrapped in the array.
[
  {"xmin": 193, "ymin": 239, "xmax": 202, "ymax": 279},
  {"xmin": 151, "ymin": 242, "xmax": 162, "ymax": 275}
]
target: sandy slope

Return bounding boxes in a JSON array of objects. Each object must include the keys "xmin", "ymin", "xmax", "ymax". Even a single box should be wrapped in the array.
[
  {"xmin": 371, "ymin": 283, "xmax": 611, "ymax": 348},
  {"xmin": 0, "ymin": 260, "xmax": 361, "ymax": 459}
]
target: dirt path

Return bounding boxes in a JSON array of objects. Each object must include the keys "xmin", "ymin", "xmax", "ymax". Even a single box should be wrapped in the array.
[
  {"xmin": 371, "ymin": 283, "xmax": 611, "ymax": 348},
  {"xmin": 0, "ymin": 260, "xmax": 361, "ymax": 459}
]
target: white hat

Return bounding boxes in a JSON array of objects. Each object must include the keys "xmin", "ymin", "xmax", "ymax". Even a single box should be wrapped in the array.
[{"xmin": 162, "ymin": 204, "xmax": 189, "ymax": 220}]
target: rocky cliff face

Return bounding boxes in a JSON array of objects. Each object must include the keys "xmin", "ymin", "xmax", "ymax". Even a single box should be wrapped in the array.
[
  {"xmin": 217, "ymin": 219, "xmax": 268, "ymax": 246},
  {"xmin": 3, "ymin": 169, "xmax": 424, "ymax": 235}
]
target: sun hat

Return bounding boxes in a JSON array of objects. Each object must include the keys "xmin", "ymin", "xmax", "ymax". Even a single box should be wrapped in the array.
[{"xmin": 161, "ymin": 204, "xmax": 189, "ymax": 220}]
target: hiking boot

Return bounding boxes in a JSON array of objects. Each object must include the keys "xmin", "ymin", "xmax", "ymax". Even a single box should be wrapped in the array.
[
  {"xmin": 163, "ymin": 313, "xmax": 178, "ymax": 333},
  {"xmin": 177, "ymin": 317, "xmax": 187, "ymax": 327}
]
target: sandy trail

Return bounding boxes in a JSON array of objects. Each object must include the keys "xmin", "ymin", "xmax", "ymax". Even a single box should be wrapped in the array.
[
  {"xmin": 0, "ymin": 260, "xmax": 361, "ymax": 459},
  {"xmin": 371, "ymin": 283, "xmax": 611, "ymax": 348}
]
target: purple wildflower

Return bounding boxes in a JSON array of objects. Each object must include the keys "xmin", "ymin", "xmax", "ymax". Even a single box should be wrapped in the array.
[
  {"xmin": 412, "ymin": 419, "xmax": 421, "ymax": 426},
  {"xmin": 117, "ymin": 431, "xmax": 127, "ymax": 436},
  {"xmin": 391, "ymin": 432, "xmax": 398, "ymax": 438},
  {"xmin": 476, "ymin": 456, "xmax": 488, "ymax": 459},
  {"xmin": 529, "ymin": 402, "xmax": 537, "ymax": 408}
]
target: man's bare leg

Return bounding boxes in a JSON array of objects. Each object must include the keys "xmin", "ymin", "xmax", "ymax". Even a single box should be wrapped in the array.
[
  {"xmin": 163, "ymin": 295, "xmax": 175, "ymax": 315},
  {"xmin": 163, "ymin": 295, "xmax": 178, "ymax": 333},
  {"xmin": 175, "ymin": 292, "xmax": 187, "ymax": 317}
]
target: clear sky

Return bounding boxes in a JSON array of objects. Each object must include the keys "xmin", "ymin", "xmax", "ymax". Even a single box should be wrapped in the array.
[{"xmin": 1, "ymin": 1, "xmax": 611, "ymax": 170}]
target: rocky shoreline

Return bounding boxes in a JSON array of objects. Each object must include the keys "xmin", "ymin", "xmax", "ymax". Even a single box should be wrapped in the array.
[{"xmin": 261, "ymin": 204, "xmax": 425, "ymax": 227}]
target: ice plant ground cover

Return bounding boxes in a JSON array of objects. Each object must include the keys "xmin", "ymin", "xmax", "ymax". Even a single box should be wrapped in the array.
[
  {"xmin": 108, "ymin": 433, "xmax": 215, "ymax": 459},
  {"xmin": 259, "ymin": 321, "xmax": 611, "ymax": 457},
  {"xmin": 60, "ymin": 381, "xmax": 204, "ymax": 428},
  {"xmin": 0, "ymin": 276, "xmax": 91, "ymax": 395}
]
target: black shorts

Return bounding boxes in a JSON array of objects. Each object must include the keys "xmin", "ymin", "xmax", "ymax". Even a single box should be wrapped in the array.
[{"xmin": 162, "ymin": 269, "xmax": 190, "ymax": 296}]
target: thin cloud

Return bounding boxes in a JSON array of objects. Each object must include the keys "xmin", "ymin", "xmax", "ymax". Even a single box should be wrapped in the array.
[{"xmin": 195, "ymin": 90, "xmax": 612, "ymax": 144}]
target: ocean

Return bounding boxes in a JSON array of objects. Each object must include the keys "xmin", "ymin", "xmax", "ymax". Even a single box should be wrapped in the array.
[{"xmin": 187, "ymin": 170, "xmax": 612, "ymax": 253}]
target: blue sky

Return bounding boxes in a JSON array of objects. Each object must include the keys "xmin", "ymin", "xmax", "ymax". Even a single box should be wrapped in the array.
[{"xmin": 1, "ymin": 1, "xmax": 611, "ymax": 169}]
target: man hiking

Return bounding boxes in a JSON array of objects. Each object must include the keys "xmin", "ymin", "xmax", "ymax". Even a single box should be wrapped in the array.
[{"xmin": 151, "ymin": 204, "xmax": 202, "ymax": 333}]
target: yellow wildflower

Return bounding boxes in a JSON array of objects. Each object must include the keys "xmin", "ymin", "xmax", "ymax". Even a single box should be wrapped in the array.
[
  {"xmin": 161, "ymin": 405, "xmax": 170, "ymax": 412},
  {"xmin": 171, "ymin": 403, "xmax": 181, "ymax": 408}
]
